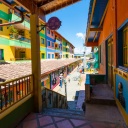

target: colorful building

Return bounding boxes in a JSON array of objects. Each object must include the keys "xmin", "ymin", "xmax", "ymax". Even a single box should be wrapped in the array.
[
  {"xmin": 0, "ymin": 4, "xmax": 75, "ymax": 62},
  {"xmin": 85, "ymin": 0, "xmax": 128, "ymax": 125},
  {"xmin": 62, "ymin": 39, "xmax": 74, "ymax": 58}
]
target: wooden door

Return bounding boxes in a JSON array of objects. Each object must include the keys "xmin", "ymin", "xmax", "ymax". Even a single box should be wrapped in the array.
[{"xmin": 107, "ymin": 37, "xmax": 113, "ymax": 88}]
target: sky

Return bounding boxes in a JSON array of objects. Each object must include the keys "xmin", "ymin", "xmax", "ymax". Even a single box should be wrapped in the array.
[{"xmin": 46, "ymin": 0, "xmax": 91, "ymax": 55}]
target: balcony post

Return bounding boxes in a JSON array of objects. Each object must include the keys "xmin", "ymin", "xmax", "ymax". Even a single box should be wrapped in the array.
[{"xmin": 30, "ymin": 14, "xmax": 42, "ymax": 112}]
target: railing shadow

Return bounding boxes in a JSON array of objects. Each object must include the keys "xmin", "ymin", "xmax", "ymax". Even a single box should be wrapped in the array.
[{"xmin": 42, "ymin": 87, "xmax": 67, "ymax": 110}]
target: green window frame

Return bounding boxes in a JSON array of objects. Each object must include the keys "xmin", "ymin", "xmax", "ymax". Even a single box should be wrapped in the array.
[
  {"xmin": 41, "ymin": 38, "xmax": 45, "ymax": 44},
  {"xmin": 0, "ymin": 49, "xmax": 4, "ymax": 60},
  {"xmin": 42, "ymin": 53, "xmax": 45, "ymax": 59},
  {"xmin": 0, "ymin": 20, "xmax": 3, "ymax": 31}
]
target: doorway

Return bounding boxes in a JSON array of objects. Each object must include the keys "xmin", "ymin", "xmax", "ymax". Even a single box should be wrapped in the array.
[{"xmin": 107, "ymin": 37, "xmax": 113, "ymax": 88}]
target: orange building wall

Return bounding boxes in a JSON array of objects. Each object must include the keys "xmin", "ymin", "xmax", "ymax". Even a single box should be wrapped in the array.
[
  {"xmin": 98, "ymin": 0, "xmax": 128, "ymax": 74},
  {"xmin": 98, "ymin": 0, "xmax": 114, "ymax": 45},
  {"xmin": 117, "ymin": 0, "xmax": 128, "ymax": 28},
  {"xmin": 98, "ymin": 0, "xmax": 114, "ymax": 74}
]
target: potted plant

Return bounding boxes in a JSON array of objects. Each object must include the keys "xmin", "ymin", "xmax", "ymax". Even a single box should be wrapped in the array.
[{"xmin": 9, "ymin": 26, "xmax": 18, "ymax": 39}]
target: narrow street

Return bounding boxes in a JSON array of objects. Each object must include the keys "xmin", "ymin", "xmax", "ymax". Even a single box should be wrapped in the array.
[{"xmin": 54, "ymin": 67, "xmax": 86, "ymax": 110}]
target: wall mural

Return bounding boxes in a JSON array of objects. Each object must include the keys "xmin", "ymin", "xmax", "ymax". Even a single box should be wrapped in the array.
[
  {"xmin": 116, "ymin": 74, "xmax": 128, "ymax": 113},
  {"xmin": 117, "ymin": 82, "xmax": 125, "ymax": 109}
]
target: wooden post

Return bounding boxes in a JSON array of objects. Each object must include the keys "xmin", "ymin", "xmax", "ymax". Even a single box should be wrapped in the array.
[{"xmin": 30, "ymin": 14, "xmax": 42, "ymax": 112}]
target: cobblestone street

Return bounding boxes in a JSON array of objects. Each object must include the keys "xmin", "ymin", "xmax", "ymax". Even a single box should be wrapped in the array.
[{"xmin": 54, "ymin": 67, "xmax": 86, "ymax": 110}]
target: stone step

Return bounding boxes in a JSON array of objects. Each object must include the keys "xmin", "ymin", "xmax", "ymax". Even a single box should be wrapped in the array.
[
  {"xmin": 43, "ymin": 108, "xmax": 85, "ymax": 120},
  {"xmin": 89, "ymin": 98, "xmax": 116, "ymax": 105}
]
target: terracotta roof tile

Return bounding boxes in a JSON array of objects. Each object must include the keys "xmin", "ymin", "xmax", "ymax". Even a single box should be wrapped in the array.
[{"xmin": 0, "ymin": 59, "xmax": 80, "ymax": 81}]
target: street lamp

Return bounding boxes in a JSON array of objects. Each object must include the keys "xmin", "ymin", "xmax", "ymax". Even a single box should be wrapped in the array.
[
  {"xmin": 59, "ymin": 73, "xmax": 63, "ymax": 88},
  {"xmin": 83, "ymin": 46, "xmax": 87, "ymax": 72},
  {"xmin": 63, "ymin": 78, "xmax": 67, "ymax": 98},
  {"xmin": 59, "ymin": 72, "xmax": 67, "ymax": 99}
]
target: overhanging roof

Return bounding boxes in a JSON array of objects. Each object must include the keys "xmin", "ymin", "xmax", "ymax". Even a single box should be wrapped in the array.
[
  {"xmin": 2, "ymin": 0, "xmax": 81, "ymax": 19},
  {"xmin": 85, "ymin": 0, "xmax": 109, "ymax": 46}
]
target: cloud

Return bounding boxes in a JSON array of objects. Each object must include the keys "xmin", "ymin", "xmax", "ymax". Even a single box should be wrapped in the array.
[
  {"xmin": 74, "ymin": 47, "xmax": 92, "ymax": 54},
  {"xmin": 85, "ymin": 47, "xmax": 92, "ymax": 55},
  {"xmin": 74, "ymin": 47, "xmax": 84, "ymax": 54},
  {"xmin": 76, "ymin": 32, "xmax": 85, "ymax": 40}
]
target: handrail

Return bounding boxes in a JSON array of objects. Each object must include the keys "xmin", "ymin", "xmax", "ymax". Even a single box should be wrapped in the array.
[
  {"xmin": 0, "ymin": 74, "xmax": 33, "ymax": 113},
  {"xmin": 42, "ymin": 87, "xmax": 67, "ymax": 109},
  {"xmin": 42, "ymin": 87, "xmax": 65, "ymax": 97},
  {"xmin": 0, "ymin": 74, "xmax": 32, "ymax": 85}
]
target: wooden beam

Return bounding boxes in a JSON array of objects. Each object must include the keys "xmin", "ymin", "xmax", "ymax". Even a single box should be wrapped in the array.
[
  {"xmin": 44, "ymin": 0, "xmax": 81, "ymax": 15},
  {"xmin": 15, "ymin": 0, "xmax": 46, "ymax": 21},
  {"xmin": 90, "ymin": 28, "xmax": 103, "ymax": 31},
  {"xmin": 85, "ymin": 42, "xmax": 98, "ymax": 47},
  {"xmin": 85, "ymin": 0, "xmax": 97, "ymax": 42},
  {"xmin": 93, "ymin": 2, "xmax": 109, "ymax": 42},
  {"xmin": 15, "ymin": 0, "xmax": 33, "ymax": 13},
  {"xmin": 37, "ymin": 0, "xmax": 54, "ymax": 8}
]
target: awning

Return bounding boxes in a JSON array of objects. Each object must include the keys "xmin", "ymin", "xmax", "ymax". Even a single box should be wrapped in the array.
[{"xmin": 41, "ymin": 75, "xmax": 49, "ymax": 82}]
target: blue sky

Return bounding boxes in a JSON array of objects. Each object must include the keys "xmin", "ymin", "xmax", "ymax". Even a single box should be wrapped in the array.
[{"xmin": 46, "ymin": 0, "xmax": 91, "ymax": 54}]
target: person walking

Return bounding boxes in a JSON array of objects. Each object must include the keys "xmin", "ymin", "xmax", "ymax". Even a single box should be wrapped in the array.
[
  {"xmin": 68, "ymin": 77, "xmax": 70, "ymax": 83},
  {"xmin": 82, "ymin": 99, "xmax": 86, "ymax": 114}
]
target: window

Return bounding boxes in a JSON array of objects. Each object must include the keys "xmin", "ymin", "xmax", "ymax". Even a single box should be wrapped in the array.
[
  {"xmin": 52, "ymin": 54, "xmax": 54, "ymax": 58},
  {"xmin": 41, "ymin": 25, "xmax": 44, "ymax": 30},
  {"xmin": 41, "ymin": 38, "xmax": 45, "ymax": 44},
  {"xmin": 47, "ymin": 41, "xmax": 50, "ymax": 46},
  {"xmin": 0, "ymin": 20, "xmax": 3, "ymax": 31},
  {"xmin": 48, "ymin": 54, "xmax": 50, "ymax": 59},
  {"xmin": 51, "ymin": 32, "xmax": 53, "ymax": 36},
  {"xmin": 118, "ymin": 23, "xmax": 128, "ymax": 70},
  {"xmin": 47, "ymin": 29, "xmax": 50, "ymax": 34},
  {"xmin": 42, "ymin": 53, "xmax": 45, "ymax": 59},
  {"xmin": 0, "ymin": 49, "xmax": 4, "ymax": 60},
  {"xmin": 52, "ymin": 42, "xmax": 54, "ymax": 47},
  {"xmin": 41, "ymin": 82, "xmax": 44, "ymax": 86},
  {"xmin": 123, "ymin": 26, "xmax": 128, "ymax": 67}
]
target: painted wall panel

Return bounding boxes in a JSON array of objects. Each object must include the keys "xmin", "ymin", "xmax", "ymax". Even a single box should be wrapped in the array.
[
  {"xmin": 0, "ymin": 45, "xmax": 15, "ymax": 61},
  {"xmin": 116, "ymin": 74, "xmax": 128, "ymax": 114},
  {"xmin": 0, "ymin": 19, "xmax": 10, "ymax": 36},
  {"xmin": 25, "ymin": 48, "xmax": 31, "ymax": 59},
  {"xmin": 0, "ymin": 36, "xmax": 31, "ymax": 48}
]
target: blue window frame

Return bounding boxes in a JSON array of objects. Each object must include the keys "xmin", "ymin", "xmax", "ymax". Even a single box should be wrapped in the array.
[
  {"xmin": 47, "ymin": 29, "xmax": 50, "ymax": 34},
  {"xmin": 52, "ymin": 42, "xmax": 54, "ymax": 47},
  {"xmin": 52, "ymin": 54, "xmax": 54, "ymax": 58},
  {"xmin": 47, "ymin": 41, "xmax": 50, "ymax": 46},
  {"xmin": 118, "ymin": 20, "xmax": 128, "ymax": 71},
  {"xmin": 48, "ymin": 54, "xmax": 50, "ymax": 59}
]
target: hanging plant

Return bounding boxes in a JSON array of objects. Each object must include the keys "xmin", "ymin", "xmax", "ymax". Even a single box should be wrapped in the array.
[
  {"xmin": 9, "ymin": 26, "xmax": 18, "ymax": 34},
  {"xmin": 9, "ymin": 26, "xmax": 18, "ymax": 39}
]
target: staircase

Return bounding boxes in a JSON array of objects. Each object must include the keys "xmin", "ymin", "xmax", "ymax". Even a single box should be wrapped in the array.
[
  {"xmin": 90, "ymin": 84, "xmax": 116, "ymax": 105},
  {"xmin": 43, "ymin": 108, "xmax": 85, "ymax": 120},
  {"xmin": 42, "ymin": 87, "xmax": 85, "ymax": 120}
]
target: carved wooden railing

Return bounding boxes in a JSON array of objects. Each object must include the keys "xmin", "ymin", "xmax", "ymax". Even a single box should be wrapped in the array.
[
  {"xmin": 0, "ymin": 74, "xmax": 33, "ymax": 113},
  {"xmin": 42, "ymin": 87, "xmax": 67, "ymax": 109}
]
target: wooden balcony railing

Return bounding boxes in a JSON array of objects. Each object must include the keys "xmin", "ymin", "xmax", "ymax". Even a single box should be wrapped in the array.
[
  {"xmin": 42, "ymin": 87, "xmax": 67, "ymax": 109},
  {"xmin": 0, "ymin": 74, "xmax": 33, "ymax": 113}
]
